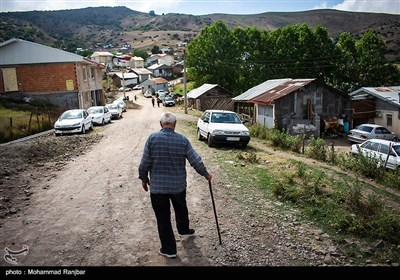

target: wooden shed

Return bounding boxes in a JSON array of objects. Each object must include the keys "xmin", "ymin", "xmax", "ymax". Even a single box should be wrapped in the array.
[{"xmin": 187, "ymin": 84, "xmax": 234, "ymax": 111}]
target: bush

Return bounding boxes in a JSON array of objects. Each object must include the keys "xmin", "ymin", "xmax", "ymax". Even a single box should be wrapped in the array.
[{"xmin": 305, "ymin": 136, "xmax": 327, "ymax": 161}]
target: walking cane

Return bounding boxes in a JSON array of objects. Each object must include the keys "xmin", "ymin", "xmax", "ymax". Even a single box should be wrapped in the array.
[{"xmin": 208, "ymin": 180, "xmax": 222, "ymax": 245}]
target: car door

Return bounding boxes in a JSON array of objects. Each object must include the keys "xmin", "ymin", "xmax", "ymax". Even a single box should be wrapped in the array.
[
  {"xmin": 380, "ymin": 127, "xmax": 394, "ymax": 140},
  {"xmin": 197, "ymin": 111, "xmax": 210, "ymax": 138},
  {"xmin": 104, "ymin": 107, "xmax": 111, "ymax": 122},
  {"xmin": 360, "ymin": 141, "xmax": 380, "ymax": 159},
  {"xmin": 83, "ymin": 110, "xmax": 91, "ymax": 129}
]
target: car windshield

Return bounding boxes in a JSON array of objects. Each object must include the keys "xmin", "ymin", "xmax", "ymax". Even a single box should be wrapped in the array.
[
  {"xmin": 357, "ymin": 125, "xmax": 374, "ymax": 133},
  {"xmin": 210, "ymin": 112, "xmax": 241, "ymax": 124},
  {"xmin": 165, "ymin": 97, "xmax": 173, "ymax": 101},
  {"xmin": 88, "ymin": 108, "xmax": 103, "ymax": 114},
  {"xmin": 107, "ymin": 105, "xmax": 118, "ymax": 110},
  {"xmin": 60, "ymin": 111, "xmax": 82, "ymax": 120}
]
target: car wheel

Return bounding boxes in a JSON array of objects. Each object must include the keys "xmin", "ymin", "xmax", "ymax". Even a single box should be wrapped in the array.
[
  {"xmin": 393, "ymin": 137, "xmax": 398, "ymax": 142},
  {"xmin": 241, "ymin": 143, "xmax": 248, "ymax": 148},
  {"xmin": 55, "ymin": 132, "xmax": 60, "ymax": 137},
  {"xmin": 197, "ymin": 129, "xmax": 204, "ymax": 141},
  {"xmin": 101, "ymin": 118, "xmax": 105, "ymax": 126},
  {"xmin": 207, "ymin": 134, "xmax": 214, "ymax": 147},
  {"xmin": 81, "ymin": 125, "xmax": 86, "ymax": 134},
  {"xmin": 89, "ymin": 122, "xmax": 94, "ymax": 131}
]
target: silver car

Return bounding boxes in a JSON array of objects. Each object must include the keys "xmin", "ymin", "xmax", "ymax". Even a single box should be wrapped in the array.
[{"xmin": 347, "ymin": 124, "xmax": 397, "ymax": 144}]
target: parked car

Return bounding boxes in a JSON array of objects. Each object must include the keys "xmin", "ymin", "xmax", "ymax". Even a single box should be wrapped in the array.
[
  {"xmin": 105, "ymin": 104, "xmax": 122, "ymax": 119},
  {"xmin": 156, "ymin": 90, "xmax": 167, "ymax": 101},
  {"xmin": 163, "ymin": 96, "xmax": 175, "ymax": 107},
  {"xmin": 132, "ymin": 85, "xmax": 143, "ymax": 90},
  {"xmin": 197, "ymin": 110, "xmax": 250, "ymax": 148},
  {"xmin": 351, "ymin": 139, "xmax": 400, "ymax": 170},
  {"xmin": 87, "ymin": 106, "xmax": 112, "ymax": 125},
  {"xmin": 144, "ymin": 90, "xmax": 153, "ymax": 98},
  {"xmin": 54, "ymin": 109, "xmax": 93, "ymax": 136},
  {"xmin": 348, "ymin": 124, "xmax": 398, "ymax": 143},
  {"xmin": 113, "ymin": 99, "xmax": 127, "ymax": 112},
  {"xmin": 118, "ymin": 86, "xmax": 132, "ymax": 92}
]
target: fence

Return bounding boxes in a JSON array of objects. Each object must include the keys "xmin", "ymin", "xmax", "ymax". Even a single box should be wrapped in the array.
[{"xmin": 0, "ymin": 110, "xmax": 60, "ymax": 143}]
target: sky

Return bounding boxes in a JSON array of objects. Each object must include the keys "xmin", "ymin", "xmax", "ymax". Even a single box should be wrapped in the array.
[{"xmin": 0, "ymin": 0, "xmax": 399, "ymax": 15}]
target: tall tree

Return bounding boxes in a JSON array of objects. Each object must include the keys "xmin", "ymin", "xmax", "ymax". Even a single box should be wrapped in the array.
[
  {"xmin": 356, "ymin": 30, "xmax": 400, "ymax": 88},
  {"xmin": 231, "ymin": 27, "xmax": 273, "ymax": 92},
  {"xmin": 186, "ymin": 21, "xmax": 236, "ymax": 91},
  {"xmin": 333, "ymin": 32, "xmax": 359, "ymax": 92}
]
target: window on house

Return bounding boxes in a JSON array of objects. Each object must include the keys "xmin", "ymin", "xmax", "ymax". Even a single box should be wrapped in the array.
[
  {"xmin": 387, "ymin": 114, "xmax": 393, "ymax": 127},
  {"xmin": 1, "ymin": 67, "xmax": 18, "ymax": 92},
  {"xmin": 90, "ymin": 68, "xmax": 95, "ymax": 79},
  {"xmin": 82, "ymin": 67, "xmax": 87, "ymax": 81}
]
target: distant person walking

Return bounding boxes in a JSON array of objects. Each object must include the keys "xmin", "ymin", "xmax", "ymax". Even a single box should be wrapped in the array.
[
  {"xmin": 138, "ymin": 112, "xmax": 212, "ymax": 258},
  {"xmin": 151, "ymin": 97, "xmax": 155, "ymax": 107}
]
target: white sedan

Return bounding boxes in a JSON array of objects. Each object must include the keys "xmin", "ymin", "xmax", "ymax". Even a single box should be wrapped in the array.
[
  {"xmin": 87, "ymin": 106, "xmax": 112, "ymax": 125},
  {"xmin": 351, "ymin": 139, "xmax": 400, "ymax": 170},
  {"xmin": 54, "ymin": 109, "xmax": 93, "ymax": 136},
  {"xmin": 105, "ymin": 104, "xmax": 122, "ymax": 119},
  {"xmin": 197, "ymin": 110, "xmax": 250, "ymax": 148}
]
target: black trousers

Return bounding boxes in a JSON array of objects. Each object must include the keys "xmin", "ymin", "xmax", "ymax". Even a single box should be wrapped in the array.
[{"xmin": 150, "ymin": 190, "xmax": 190, "ymax": 254}]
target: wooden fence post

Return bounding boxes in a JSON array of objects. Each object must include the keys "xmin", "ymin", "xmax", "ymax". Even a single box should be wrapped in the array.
[
  {"xmin": 36, "ymin": 113, "xmax": 40, "ymax": 130},
  {"xmin": 9, "ymin": 117, "xmax": 13, "ymax": 139},
  {"xmin": 28, "ymin": 112, "xmax": 33, "ymax": 133}
]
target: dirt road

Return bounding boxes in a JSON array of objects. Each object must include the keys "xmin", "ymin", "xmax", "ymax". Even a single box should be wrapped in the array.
[
  {"xmin": 1, "ymin": 94, "xmax": 218, "ymax": 266},
  {"xmin": 1, "ymin": 93, "xmax": 398, "ymax": 269}
]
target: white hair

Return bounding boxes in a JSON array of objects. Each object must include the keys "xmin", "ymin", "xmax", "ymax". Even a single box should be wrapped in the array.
[{"xmin": 160, "ymin": 112, "xmax": 177, "ymax": 125}]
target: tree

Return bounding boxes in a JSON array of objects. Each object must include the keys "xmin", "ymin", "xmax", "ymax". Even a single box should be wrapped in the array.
[
  {"xmin": 133, "ymin": 49, "xmax": 149, "ymax": 60},
  {"xmin": 186, "ymin": 21, "xmax": 236, "ymax": 91},
  {"xmin": 151, "ymin": 45, "xmax": 161, "ymax": 54},
  {"xmin": 333, "ymin": 32, "xmax": 359, "ymax": 92},
  {"xmin": 149, "ymin": 10, "xmax": 155, "ymax": 16},
  {"xmin": 355, "ymin": 30, "xmax": 400, "ymax": 88}
]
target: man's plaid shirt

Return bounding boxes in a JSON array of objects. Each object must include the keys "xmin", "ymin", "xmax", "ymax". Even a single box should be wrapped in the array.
[{"xmin": 138, "ymin": 128, "xmax": 209, "ymax": 194}]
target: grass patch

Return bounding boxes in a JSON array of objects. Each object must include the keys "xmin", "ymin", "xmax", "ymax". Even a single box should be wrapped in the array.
[
  {"xmin": 176, "ymin": 117, "xmax": 400, "ymax": 263},
  {"xmin": 0, "ymin": 99, "xmax": 62, "ymax": 143}
]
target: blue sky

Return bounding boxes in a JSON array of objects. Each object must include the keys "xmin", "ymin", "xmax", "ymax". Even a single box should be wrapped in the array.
[{"xmin": 1, "ymin": 0, "xmax": 399, "ymax": 15}]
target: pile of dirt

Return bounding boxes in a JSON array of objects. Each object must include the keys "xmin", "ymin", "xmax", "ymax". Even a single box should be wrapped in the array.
[{"xmin": 0, "ymin": 133, "xmax": 103, "ymax": 221}]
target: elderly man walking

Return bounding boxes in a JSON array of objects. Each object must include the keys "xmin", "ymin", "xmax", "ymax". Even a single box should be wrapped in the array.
[{"xmin": 138, "ymin": 112, "xmax": 212, "ymax": 258}]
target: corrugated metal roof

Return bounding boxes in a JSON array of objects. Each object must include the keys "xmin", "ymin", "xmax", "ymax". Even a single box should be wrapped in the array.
[
  {"xmin": 0, "ymin": 38, "xmax": 88, "ymax": 65},
  {"xmin": 232, "ymin": 78, "xmax": 291, "ymax": 101},
  {"xmin": 148, "ymin": 63, "xmax": 169, "ymax": 70},
  {"xmin": 114, "ymin": 72, "xmax": 138, "ymax": 79},
  {"xmin": 349, "ymin": 86, "xmax": 400, "ymax": 108},
  {"xmin": 91, "ymin": 51, "xmax": 113, "ymax": 57},
  {"xmin": 131, "ymin": 68, "xmax": 152, "ymax": 75},
  {"xmin": 249, "ymin": 79, "xmax": 315, "ymax": 104},
  {"xmin": 187, "ymin": 84, "xmax": 218, "ymax": 99}
]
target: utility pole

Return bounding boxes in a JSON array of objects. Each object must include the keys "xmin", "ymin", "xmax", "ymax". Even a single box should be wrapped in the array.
[
  {"xmin": 183, "ymin": 49, "xmax": 187, "ymax": 114},
  {"xmin": 122, "ymin": 67, "xmax": 126, "ymax": 99}
]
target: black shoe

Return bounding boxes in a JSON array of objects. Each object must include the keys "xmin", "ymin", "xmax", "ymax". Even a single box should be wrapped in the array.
[
  {"xmin": 159, "ymin": 248, "xmax": 177, "ymax": 258},
  {"xmin": 178, "ymin": 229, "xmax": 195, "ymax": 238}
]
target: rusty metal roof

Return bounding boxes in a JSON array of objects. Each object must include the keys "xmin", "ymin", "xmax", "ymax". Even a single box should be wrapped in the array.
[{"xmin": 249, "ymin": 79, "xmax": 315, "ymax": 105}]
